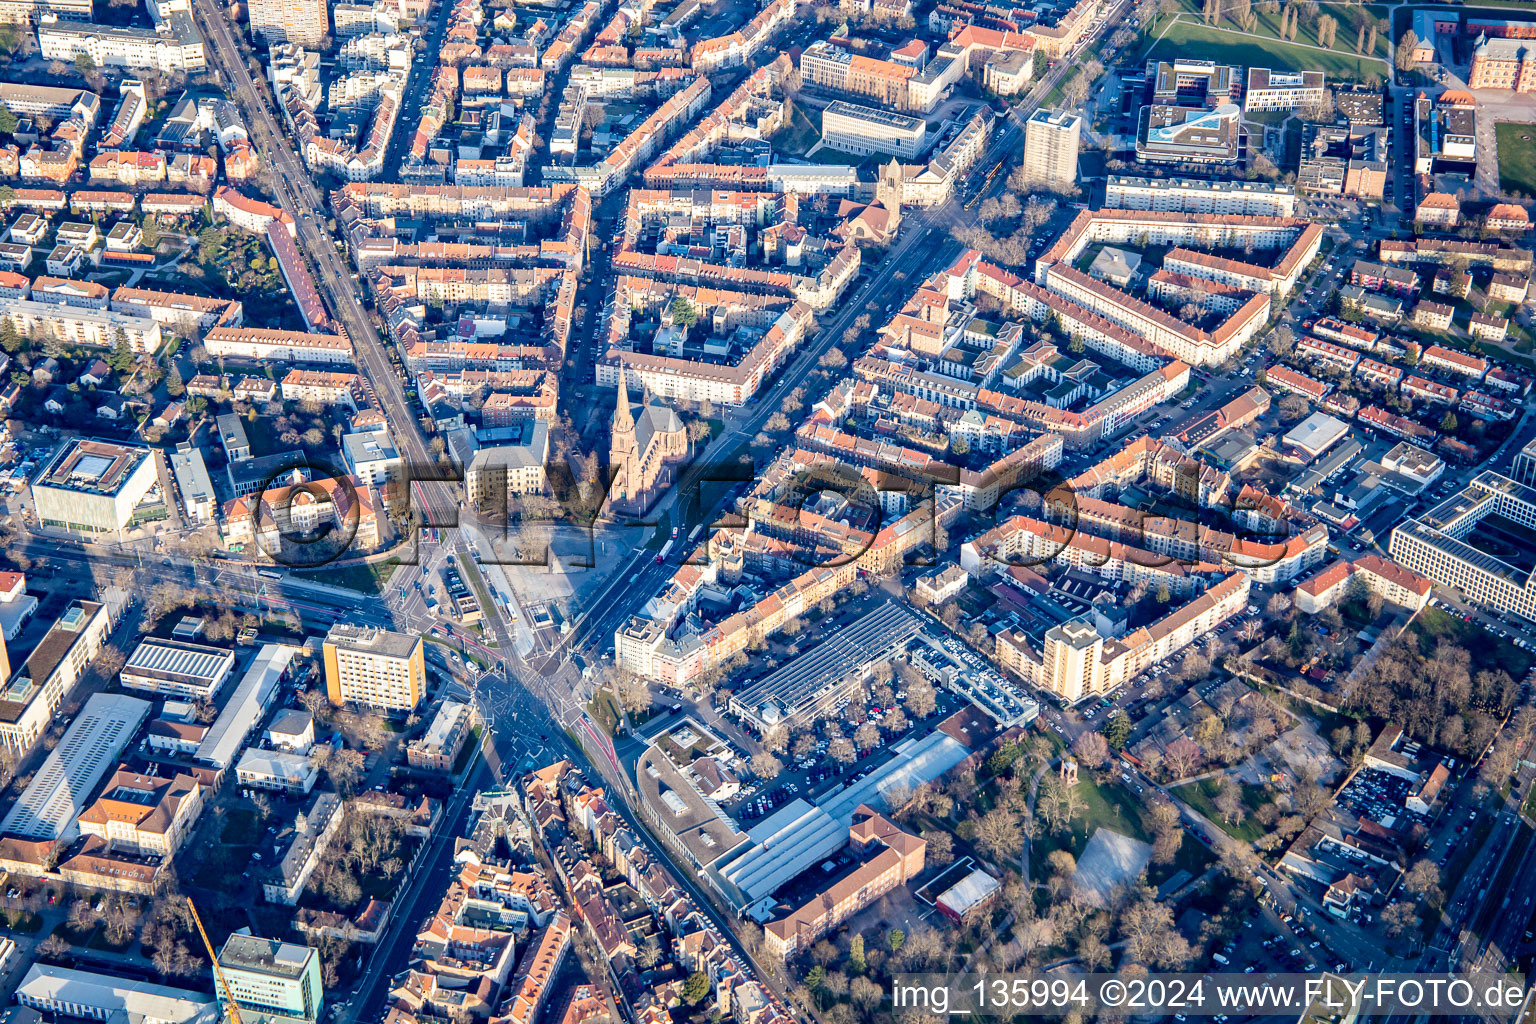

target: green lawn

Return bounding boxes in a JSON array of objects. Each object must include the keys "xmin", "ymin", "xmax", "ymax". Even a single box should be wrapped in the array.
[
  {"xmin": 1171, "ymin": 777, "xmax": 1271, "ymax": 842},
  {"xmin": 455, "ymin": 554, "xmax": 498, "ymax": 618},
  {"xmin": 1149, "ymin": 0, "xmax": 1390, "ymax": 61},
  {"xmin": 771, "ymin": 103, "xmax": 822, "ymax": 157},
  {"xmin": 1035, "ymin": 775, "xmax": 1152, "ymax": 863},
  {"xmin": 293, "ymin": 558, "xmax": 398, "ymax": 594},
  {"xmin": 1495, "ymin": 123, "xmax": 1536, "ymax": 199},
  {"xmin": 1142, "ymin": 21, "xmax": 1388, "ymax": 83},
  {"xmin": 454, "ymin": 724, "xmax": 483, "ymax": 774},
  {"xmin": 192, "ymin": 807, "xmax": 261, "ymax": 888},
  {"xmin": 587, "ymin": 688, "xmax": 620, "ymax": 736},
  {"xmin": 1408, "ymin": 607, "xmax": 1533, "ymax": 678},
  {"xmin": 3, "ymin": 909, "xmax": 41, "ymax": 933}
]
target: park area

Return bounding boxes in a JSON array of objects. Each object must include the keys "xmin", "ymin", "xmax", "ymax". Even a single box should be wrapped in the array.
[
  {"xmin": 1142, "ymin": 24, "xmax": 1387, "ymax": 83},
  {"xmin": 1032, "ymin": 770, "xmax": 1214, "ymax": 890},
  {"xmin": 1138, "ymin": 0, "xmax": 1391, "ymax": 84},
  {"xmin": 1496, "ymin": 123, "xmax": 1536, "ymax": 199},
  {"xmin": 1170, "ymin": 776, "xmax": 1271, "ymax": 843}
]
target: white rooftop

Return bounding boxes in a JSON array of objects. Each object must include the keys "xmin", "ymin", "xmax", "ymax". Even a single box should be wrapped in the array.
[
  {"xmin": 711, "ymin": 798, "xmax": 847, "ymax": 907},
  {"xmin": 937, "ymin": 867, "xmax": 1001, "ymax": 915},
  {"xmin": 16, "ymin": 963, "xmax": 217, "ymax": 1024},
  {"xmin": 122, "ymin": 637, "xmax": 235, "ymax": 691},
  {"xmin": 0, "ymin": 692, "xmax": 150, "ymax": 841},
  {"xmin": 236, "ymin": 748, "xmax": 315, "ymax": 785},
  {"xmin": 196, "ymin": 644, "xmax": 298, "ymax": 770},
  {"xmin": 1283, "ymin": 411, "xmax": 1351, "ymax": 456}
]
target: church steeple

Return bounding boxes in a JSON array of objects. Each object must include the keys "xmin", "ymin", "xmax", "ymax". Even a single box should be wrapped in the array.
[
  {"xmin": 876, "ymin": 158, "xmax": 903, "ymax": 233},
  {"xmin": 613, "ymin": 362, "xmax": 635, "ymax": 438}
]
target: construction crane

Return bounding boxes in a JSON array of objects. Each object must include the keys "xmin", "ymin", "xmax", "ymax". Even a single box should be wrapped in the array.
[{"xmin": 187, "ymin": 897, "xmax": 245, "ymax": 1024}]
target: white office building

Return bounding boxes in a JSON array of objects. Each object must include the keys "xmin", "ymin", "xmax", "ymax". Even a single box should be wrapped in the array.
[
  {"xmin": 1243, "ymin": 68, "xmax": 1326, "ymax": 112},
  {"xmin": 819, "ymin": 101, "xmax": 928, "ymax": 160},
  {"xmin": 169, "ymin": 442, "xmax": 216, "ymax": 524},
  {"xmin": 235, "ymin": 748, "xmax": 319, "ymax": 794},
  {"xmin": 1391, "ymin": 472, "xmax": 1536, "ymax": 623},
  {"xmin": 216, "ymin": 934, "xmax": 324, "ymax": 1022}
]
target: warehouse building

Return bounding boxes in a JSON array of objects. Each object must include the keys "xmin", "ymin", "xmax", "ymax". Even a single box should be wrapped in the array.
[
  {"xmin": 120, "ymin": 637, "xmax": 236, "ymax": 699},
  {"xmin": 16, "ymin": 964, "xmax": 217, "ymax": 1024},
  {"xmin": 195, "ymin": 644, "xmax": 297, "ymax": 772}
]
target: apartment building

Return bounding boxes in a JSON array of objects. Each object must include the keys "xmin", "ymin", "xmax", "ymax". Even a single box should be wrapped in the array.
[
  {"xmin": 0, "ymin": 298, "xmax": 163, "ymax": 354},
  {"xmin": 203, "ymin": 326, "xmax": 352, "ymax": 365},
  {"xmin": 1350, "ymin": 259, "xmax": 1419, "ymax": 295},
  {"xmin": 1105, "ymin": 175, "xmax": 1295, "ymax": 216},
  {"xmin": 281, "ymin": 369, "xmax": 359, "ymax": 407},
  {"xmin": 248, "ymin": 0, "xmax": 327, "ymax": 47},
  {"xmin": 799, "ymin": 40, "xmax": 934, "ymax": 112},
  {"xmin": 1415, "ymin": 192, "xmax": 1461, "ymax": 228},
  {"xmin": 1413, "ymin": 301, "xmax": 1454, "ymax": 332},
  {"xmin": 1022, "ymin": 0, "xmax": 1098, "ymax": 57},
  {"xmin": 166, "ymin": 443, "xmax": 215, "ymax": 525},
  {"xmin": 405, "ymin": 700, "xmax": 476, "ymax": 771},
  {"xmin": 1470, "ymin": 312, "xmax": 1509, "ymax": 342},
  {"xmin": 0, "ymin": 0, "xmax": 90, "ymax": 22},
  {"xmin": 496, "ymin": 917, "xmax": 572, "ymax": 1024},
  {"xmin": 1022, "ymin": 108, "xmax": 1080, "ymax": 189},
  {"xmin": 1294, "ymin": 555, "xmax": 1432, "ymax": 615},
  {"xmin": 1421, "ymin": 344, "xmax": 1488, "ymax": 380},
  {"xmin": 0, "ymin": 83, "xmax": 99, "ymax": 120},
  {"xmin": 322, "ymin": 623, "xmax": 425, "ymax": 711},
  {"xmin": 1004, "ymin": 571, "xmax": 1250, "ymax": 702},
  {"xmin": 37, "ymin": 0, "xmax": 206, "ymax": 74},
  {"xmin": 0, "ymin": 600, "xmax": 112, "ymax": 756},
  {"xmin": 1490, "ymin": 272, "xmax": 1530, "ymax": 304}
]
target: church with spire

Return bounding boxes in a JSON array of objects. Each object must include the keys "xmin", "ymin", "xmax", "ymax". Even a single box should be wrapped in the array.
[
  {"xmin": 606, "ymin": 364, "xmax": 689, "ymax": 517},
  {"xmin": 833, "ymin": 158, "xmax": 904, "ymax": 246}
]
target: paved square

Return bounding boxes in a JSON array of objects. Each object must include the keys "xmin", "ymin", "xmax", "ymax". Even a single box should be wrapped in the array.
[{"xmin": 1073, "ymin": 828, "xmax": 1153, "ymax": 904}]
